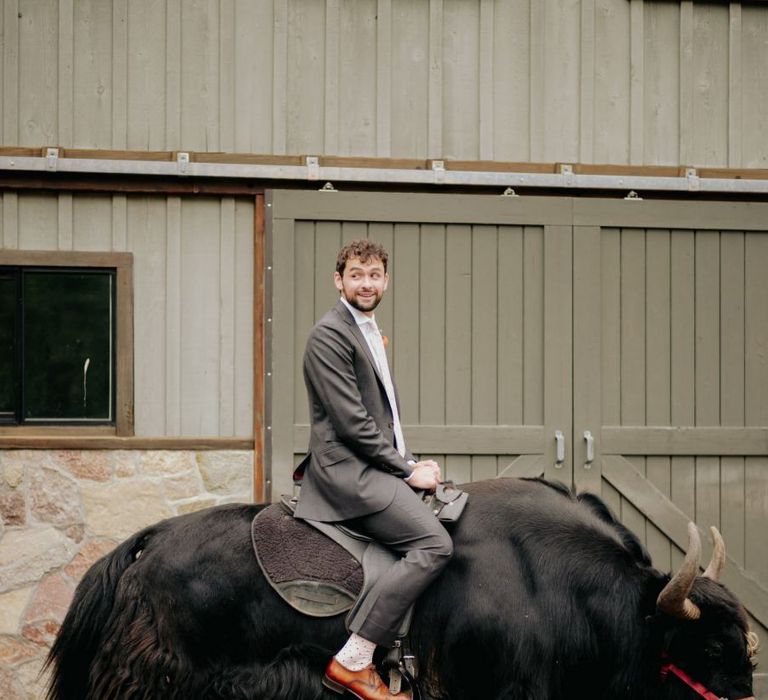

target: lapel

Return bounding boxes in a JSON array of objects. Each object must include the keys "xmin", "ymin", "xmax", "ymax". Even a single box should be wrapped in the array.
[{"xmin": 333, "ymin": 300, "xmax": 386, "ymax": 386}]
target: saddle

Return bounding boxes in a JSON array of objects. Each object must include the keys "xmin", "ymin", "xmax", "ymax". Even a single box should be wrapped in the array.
[
  {"xmin": 251, "ymin": 484, "xmax": 468, "ymax": 625},
  {"xmin": 253, "ymin": 496, "xmax": 410, "ymax": 634}
]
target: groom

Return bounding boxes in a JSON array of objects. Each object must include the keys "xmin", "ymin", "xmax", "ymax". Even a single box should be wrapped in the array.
[{"xmin": 294, "ymin": 239, "xmax": 453, "ymax": 700}]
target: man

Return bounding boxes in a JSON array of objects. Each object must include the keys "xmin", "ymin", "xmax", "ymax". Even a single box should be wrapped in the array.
[{"xmin": 294, "ymin": 239, "xmax": 453, "ymax": 700}]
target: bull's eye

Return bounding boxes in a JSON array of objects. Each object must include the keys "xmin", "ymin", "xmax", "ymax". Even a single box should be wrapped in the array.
[{"xmin": 706, "ymin": 641, "xmax": 723, "ymax": 658}]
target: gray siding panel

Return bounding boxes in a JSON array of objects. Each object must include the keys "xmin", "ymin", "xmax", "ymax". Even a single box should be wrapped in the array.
[
  {"xmin": 0, "ymin": 191, "xmax": 254, "ymax": 438},
  {"xmin": 2, "ymin": 0, "xmax": 768, "ymax": 167}
]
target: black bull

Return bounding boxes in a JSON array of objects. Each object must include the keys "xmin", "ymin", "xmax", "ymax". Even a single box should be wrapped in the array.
[{"xmin": 45, "ymin": 477, "xmax": 758, "ymax": 700}]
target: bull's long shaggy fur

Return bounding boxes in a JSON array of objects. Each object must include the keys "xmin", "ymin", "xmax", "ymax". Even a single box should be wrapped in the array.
[
  {"xmin": 45, "ymin": 478, "xmax": 755, "ymax": 700},
  {"xmin": 409, "ymin": 478, "xmax": 667, "ymax": 699},
  {"xmin": 45, "ymin": 503, "xmax": 346, "ymax": 700}
]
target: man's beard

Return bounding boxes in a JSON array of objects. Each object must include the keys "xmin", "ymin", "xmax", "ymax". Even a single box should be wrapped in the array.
[{"xmin": 343, "ymin": 289, "xmax": 382, "ymax": 312}]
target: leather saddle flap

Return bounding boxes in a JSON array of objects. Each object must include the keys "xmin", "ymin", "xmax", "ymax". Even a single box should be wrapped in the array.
[{"xmin": 252, "ymin": 500, "xmax": 404, "ymax": 629}]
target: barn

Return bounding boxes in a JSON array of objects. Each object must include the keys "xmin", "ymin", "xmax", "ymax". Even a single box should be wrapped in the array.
[{"xmin": 0, "ymin": 1, "xmax": 767, "ymax": 697}]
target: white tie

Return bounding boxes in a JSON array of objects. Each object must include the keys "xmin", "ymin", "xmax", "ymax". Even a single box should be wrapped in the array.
[{"xmin": 367, "ymin": 322, "xmax": 406, "ymax": 457}]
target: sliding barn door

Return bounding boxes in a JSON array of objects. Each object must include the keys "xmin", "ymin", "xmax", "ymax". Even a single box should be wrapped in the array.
[{"xmin": 571, "ymin": 199, "xmax": 768, "ymax": 689}]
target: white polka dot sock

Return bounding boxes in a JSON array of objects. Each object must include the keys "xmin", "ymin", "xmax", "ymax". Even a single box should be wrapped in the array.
[{"xmin": 335, "ymin": 633, "xmax": 377, "ymax": 671}]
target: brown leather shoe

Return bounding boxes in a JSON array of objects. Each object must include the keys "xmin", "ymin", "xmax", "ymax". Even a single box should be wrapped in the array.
[{"xmin": 322, "ymin": 658, "xmax": 410, "ymax": 700}]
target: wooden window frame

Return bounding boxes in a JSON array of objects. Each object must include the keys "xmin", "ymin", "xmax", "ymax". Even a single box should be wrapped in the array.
[{"xmin": 0, "ymin": 249, "xmax": 134, "ymax": 438}]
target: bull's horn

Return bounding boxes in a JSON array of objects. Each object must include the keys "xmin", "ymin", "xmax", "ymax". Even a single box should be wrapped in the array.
[
  {"xmin": 657, "ymin": 522, "xmax": 702, "ymax": 621},
  {"xmin": 702, "ymin": 526, "xmax": 725, "ymax": 581}
]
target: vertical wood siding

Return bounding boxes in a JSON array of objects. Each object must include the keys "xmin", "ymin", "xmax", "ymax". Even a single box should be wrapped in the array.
[
  {"xmin": 599, "ymin": 226, "xmax": 768, "ymax": 572},
  {"xmin": 0, "ymin": 191, "xmax": 254, "ymax": 437},
  {"xmin": 1, "ymin": 0, "xmax": 767, "ymax": 167}
]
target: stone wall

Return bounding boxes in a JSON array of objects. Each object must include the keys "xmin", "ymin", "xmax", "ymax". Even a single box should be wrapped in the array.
[{"xmin": 0, "ymin": 449, "xmax": 254, "ymax": 699}]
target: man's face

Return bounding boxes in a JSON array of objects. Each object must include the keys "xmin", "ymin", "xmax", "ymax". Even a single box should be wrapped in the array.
[{"xmin": 334, "ymin": 256, "xmax": 388, "ymax": 316}]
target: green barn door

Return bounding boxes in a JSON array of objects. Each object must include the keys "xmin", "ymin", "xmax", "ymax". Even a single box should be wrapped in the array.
[
  {"xmin": 267, "ymin": 190, "xmax": 573, "ymax": 502},
  {"xmin": 571, "ymin": 199, "xmax": 768, "ymax": 693}
]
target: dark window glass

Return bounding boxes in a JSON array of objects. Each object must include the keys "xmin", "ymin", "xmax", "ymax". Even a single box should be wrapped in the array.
[
  {"xmin": 0, "ymin": 267, "xmax": 115, "ymax": 425},
  {"xmin": 0, "ymin": 273, "xmax": 16, "ymax": 421},
  {"xmin": 23, "ymin": 271, "xmax": 114, "ymax": 421}
]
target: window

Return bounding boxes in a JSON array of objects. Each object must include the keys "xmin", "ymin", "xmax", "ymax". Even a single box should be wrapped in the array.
[{"xmin": 0, "ymin": 251, "xmax": 133, "ymax": 434}]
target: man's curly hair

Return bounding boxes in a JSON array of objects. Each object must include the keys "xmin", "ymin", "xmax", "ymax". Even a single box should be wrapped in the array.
[{"xmin": 336, "ymin": 239, "xmax": 389, "ymax": 275}]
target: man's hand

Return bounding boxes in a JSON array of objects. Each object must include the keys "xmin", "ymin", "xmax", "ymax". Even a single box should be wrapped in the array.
[{"xmin": 406, "ymin": 459, "xmax": 441, "ymax": 491}]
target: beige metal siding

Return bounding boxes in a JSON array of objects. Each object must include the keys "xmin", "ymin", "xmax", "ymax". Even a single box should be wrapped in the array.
[
  {"xmin": 1, "ymin": 0, "xmax": 767, "ymax": 167},
  {"xmin": 0, "ymin": 191, "xmax": 254, "ymax": 437}
]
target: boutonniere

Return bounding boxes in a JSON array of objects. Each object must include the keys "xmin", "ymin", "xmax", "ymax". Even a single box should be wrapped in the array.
[{"xmin": 379, "ymin": 330, "xmax": 389, "ymax": 348}]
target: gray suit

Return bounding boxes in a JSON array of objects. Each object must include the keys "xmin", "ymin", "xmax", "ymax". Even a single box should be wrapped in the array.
[{"xmin": 295, "ymin": 300, "xmax": 453, "ymax": 646}]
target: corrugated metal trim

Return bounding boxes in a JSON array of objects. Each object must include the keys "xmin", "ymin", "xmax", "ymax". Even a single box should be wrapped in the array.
[{"xmin": 2, "ymin": 149, "xmax": 768, "ymax": 193}]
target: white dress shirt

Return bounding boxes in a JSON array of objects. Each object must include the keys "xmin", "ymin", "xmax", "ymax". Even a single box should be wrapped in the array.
[{"xmin": 340, "ymin": 297, "xmax": 408, "ymax": 459}]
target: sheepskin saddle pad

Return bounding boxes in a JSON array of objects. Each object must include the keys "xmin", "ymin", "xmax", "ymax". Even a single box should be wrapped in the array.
[{"xmin": 251, "ymin": 502, "xmax": 366, "ymax": 618}]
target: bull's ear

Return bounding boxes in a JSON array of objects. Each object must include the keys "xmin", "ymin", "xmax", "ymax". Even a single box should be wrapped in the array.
[
  {"xmin": 657, "ymin": 522, "xmax": 702, "ymax": 621},
  {"xmin": 702, "ymin": 526, "xmax": 725, "ymax": 582}
]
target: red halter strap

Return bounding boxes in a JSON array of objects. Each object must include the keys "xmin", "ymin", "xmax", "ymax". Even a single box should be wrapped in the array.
[{"xmin": 660, "ymin": 660, "xmax": 725, "ymax": 700}]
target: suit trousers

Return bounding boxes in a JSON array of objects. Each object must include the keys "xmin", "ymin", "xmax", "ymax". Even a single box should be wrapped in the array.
[{"xmin": 344, "ymin": 479, "xmax": 454, "ymax": 647}]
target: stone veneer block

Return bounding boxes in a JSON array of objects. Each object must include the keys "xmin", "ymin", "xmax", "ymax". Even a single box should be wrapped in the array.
[
  {"xmin": 0, "ymin": 587, "xmax": 34, "ymax": 635},
  {"xmin": 28, "ymin": 468, "xmax": 81, "ymax": 527},
  {"xmin": 80, "ymin": 479, "xmax": 174, "ymax": 539},
  {"xmin": 162, "ymin": 471, "xmax": 204, "ymax": 501},
  {"xmin": 139, "ymin": 451, "xmax": 197, "ymax": 476},
  {"xmin": 54, "ymin": 451, "xmax": 112, "ymax": 482},
  {"xmin": 0, "ymin": 451, "xmax": 40, "ymax": 482},
  {"xmin": 112, "ymin": 451, "xmax": 140, "ymax": 478},
  {"xmin": 0, "ymin": 488, "xmax": 26, "ymax": 527},
  {"xmin": 197, "ymin": 451, "xmax": 253, "ymax": 497},
  {"xmin": 23, "ymin": 573, "xmax": 74, "ymax": 626},
  {"xmin": 0, "ymin": 527, "xmax": 77, "ymax": 592},
  {"xmin": 20, "ymin": 619, "xmax": 60, "ymax": 646},
  {"xmin": 2, "ymin": 462, "xmax": 24, "ymax": 489},
  {"xmin": 0, "ymin": 635, "xmax": 43, "ymax": 666},
  {"xmin": 0, "ymin": 666, "xmax": 26, "ymax": 699},
  {"xmin": 16, "ymin": 657, "xmax": 50, "ymax": 699}
]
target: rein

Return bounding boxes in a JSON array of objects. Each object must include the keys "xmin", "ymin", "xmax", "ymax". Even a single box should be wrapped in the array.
[{"xmin": 659, "ymin": 658, "xmax": 726, "ymax": 700}]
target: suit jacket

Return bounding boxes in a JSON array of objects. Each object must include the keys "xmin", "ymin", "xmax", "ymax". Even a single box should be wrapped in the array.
[{"xmin": 294, "ymin": 300, "xmax": 415, "ymax": 522}]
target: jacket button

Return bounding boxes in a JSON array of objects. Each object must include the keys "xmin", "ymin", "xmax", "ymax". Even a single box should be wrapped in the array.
[{"xmin": 388, "ymin": 422, "xmax": 394, "ymax": 428}]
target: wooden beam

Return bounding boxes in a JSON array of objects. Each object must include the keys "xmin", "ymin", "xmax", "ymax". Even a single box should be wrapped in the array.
[
  {"xmin": 292, "ymin": 424, "xmax": 544, "ymax": 456},
  {"xmin": 253, "ymin": 194, "xmax": 266, "ymax": 503},
  {"xmin": 0, "ymin": 436, "xmax": 254, "ymax": 450},
  {"xmin": 0, "ymin": 174, "xmax": 266, "ymax": 196},
  {"xmin": 602, "ymin": 426, "xmax": 768, "ymax": 456}
]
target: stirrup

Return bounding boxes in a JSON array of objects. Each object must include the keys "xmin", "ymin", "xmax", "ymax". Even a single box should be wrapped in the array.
[{"xmin": 383, "ymin": 641, "xmax": 420, "ymax": 699}]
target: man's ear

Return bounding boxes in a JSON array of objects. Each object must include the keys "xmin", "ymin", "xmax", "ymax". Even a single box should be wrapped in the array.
[
  {"xmin": 383, "ymin": 272, "xmax": 389, "ymax": 291},
  {"xmin": 334, "ymin": 271, "xmax": 343, "ymax": 291}
]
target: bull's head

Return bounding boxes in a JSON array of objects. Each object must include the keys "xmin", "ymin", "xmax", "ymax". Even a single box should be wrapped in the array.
[{"xmin": 656, "ymin": 522, "xmax": 758, "ymax": 700}]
